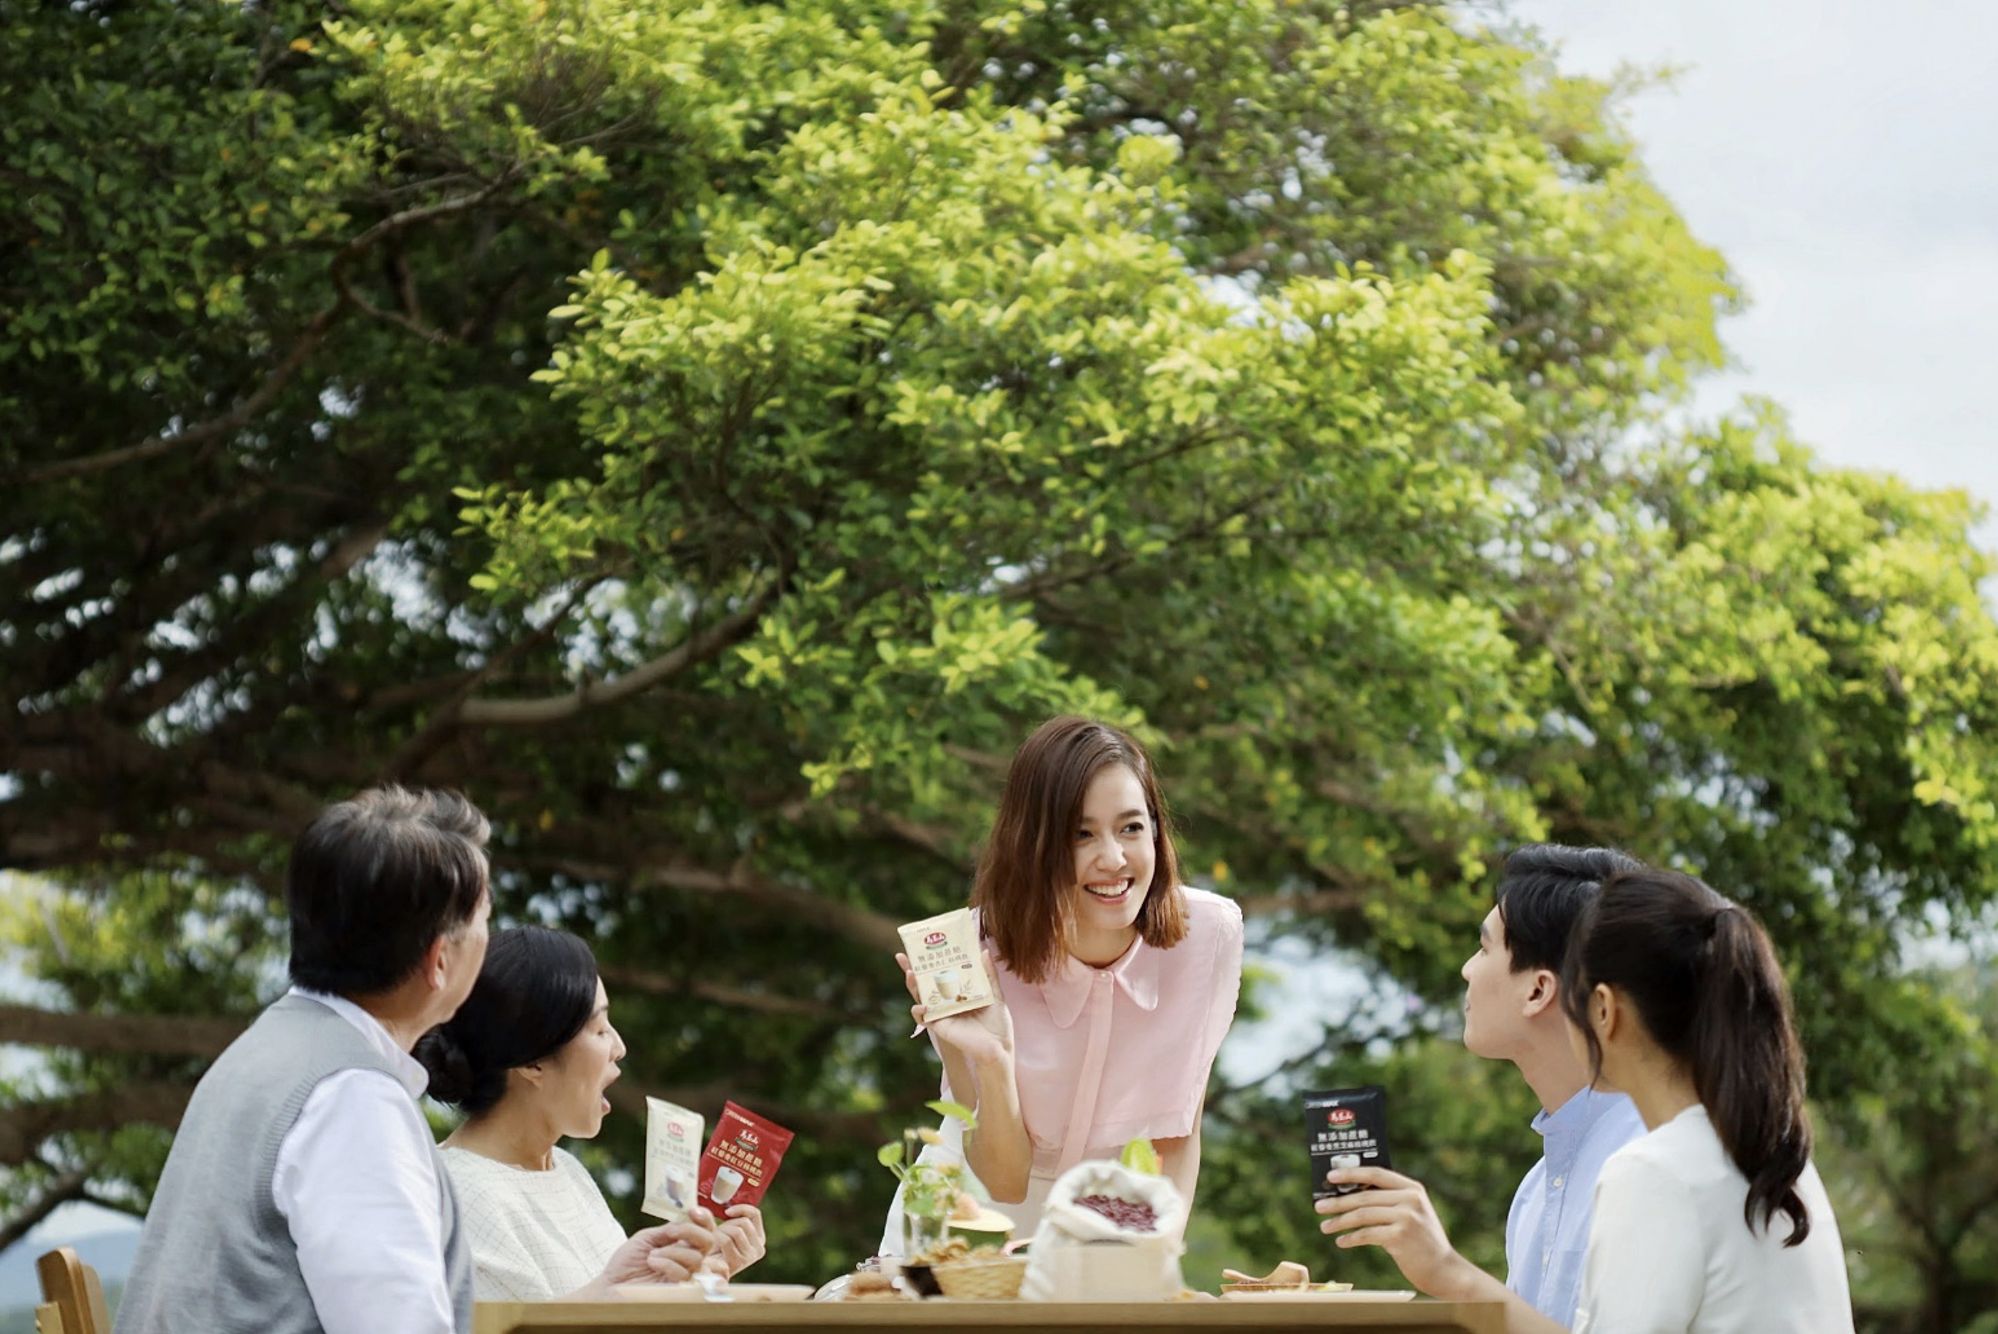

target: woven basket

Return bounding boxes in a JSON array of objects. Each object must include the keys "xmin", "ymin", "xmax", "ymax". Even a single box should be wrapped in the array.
[{"xmin": 931, "ymin": 1255, "xmax": 1028, "ymax": 1300}]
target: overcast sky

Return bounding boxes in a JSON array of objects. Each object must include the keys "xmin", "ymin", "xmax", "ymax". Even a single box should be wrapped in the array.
[{"xmin": 1503, "ymin": 0, "xmax": 1998, "ymax": 552}]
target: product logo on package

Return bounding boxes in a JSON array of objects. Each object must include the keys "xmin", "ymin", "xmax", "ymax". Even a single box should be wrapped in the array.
[
  {"xmin": 1328, "ymin": 1108, "xmax": 1356, "ymax": 1127},
  {"xmin": 739, "ymin": 1130, "xmax": 759, "ymax": 1148},
  {"xmin": 924, "ymin": 931, "xmax": 947, "ymax": 947}
]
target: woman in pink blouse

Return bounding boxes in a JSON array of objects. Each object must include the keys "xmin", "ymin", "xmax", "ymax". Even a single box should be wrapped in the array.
[{"xmin": 882, "ymin": 716, "xmax": 1244, "ymax": 1248}]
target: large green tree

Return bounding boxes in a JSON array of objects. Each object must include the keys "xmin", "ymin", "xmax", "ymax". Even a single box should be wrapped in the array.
[{"xmin": 4, "ymin": 0, "xmax": 1995, "ymax": 1312}]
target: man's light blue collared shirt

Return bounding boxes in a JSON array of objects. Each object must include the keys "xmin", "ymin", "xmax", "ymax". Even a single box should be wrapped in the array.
[{"xmin": 1504, "ymin": 1086, "xmax": 1648, "ymax": 1326}]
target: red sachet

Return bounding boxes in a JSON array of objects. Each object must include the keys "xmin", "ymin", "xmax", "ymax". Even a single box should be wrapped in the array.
[{"xmin": 697, "ymin": 1101, "xmax": 795, "ymax": 1215}]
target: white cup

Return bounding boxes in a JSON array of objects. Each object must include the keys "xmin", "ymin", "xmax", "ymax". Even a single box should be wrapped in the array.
[{"xmin": 711, "ymin": 1165, "xmax": 744, "ymax": 1204}]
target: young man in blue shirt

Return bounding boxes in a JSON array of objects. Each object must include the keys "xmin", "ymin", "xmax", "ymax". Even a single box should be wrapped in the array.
[{"xmin": 1318, "ymin": 845, "xmax": 1648, "ymax": 1331}]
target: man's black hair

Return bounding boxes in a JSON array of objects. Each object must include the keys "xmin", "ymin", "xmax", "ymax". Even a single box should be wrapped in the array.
[
  {"xmin": 1494, "ymin": 843, "xmax": 1644, "ymax": 975},
  {"xmin": 288, "ymin": 786, "xmax": 490, "ymax": 995}
]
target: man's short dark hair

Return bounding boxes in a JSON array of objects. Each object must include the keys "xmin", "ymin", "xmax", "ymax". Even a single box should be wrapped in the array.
[
  {"xmin": 1495, "ymin": 844, "xmax": 1643, "ymax": 976},
  {"xmin": 287, "ymin": 786, "xmax": 490, "ymax": 995}
]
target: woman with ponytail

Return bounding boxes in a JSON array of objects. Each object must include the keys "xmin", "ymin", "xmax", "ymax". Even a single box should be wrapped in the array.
[
  {"xmin": 1561, "ymin": 868, "xmax": 1853, "ymax": 1332},
  {"xmin": 416, "ymin": 926, "xmax": 765, "ymax": 1299}
]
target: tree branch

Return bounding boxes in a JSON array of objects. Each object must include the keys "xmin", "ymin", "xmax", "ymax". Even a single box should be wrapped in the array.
[
  {"xmin": 531, "ymin": 852, "xmax": 899, "ymax": 953},
  {"xmin": 0, "ymin": 1162, "xmax": 92, "ymax": 1252},
  {"xmin": 15, "ymin": 301, "xmax": 346, "ymax": 485},
  {"xmin": 379, "ymin": 572, "xmax": 619, "ymax": 777},
  {"xmin": 649, "ymin": 861, "xmax": 899, "ymax": 952},
  {"xmin": 0, "ymin": 1003, "xmax": 248, "ymax": 1059},
  {"xmin": 335, "ymin": 178, "xmax": 517, "ymax": 266},
  {"xmin": 455, "ymin": 568, "xmax": 789, "ymax": 727},
  {"xmin": 1194, "ymin": 804, "xmax": 1374, "ymax": 916},
  {"xmin": 594, "ymin": 965, "xmax": 839, "ymax": 1020},
  {"xmin": 942, "ymin": 743, "xmax": 1009, "ymax": 775},
  {"xmin": 0, "ymin": 1083, "xmax": 195, "ymax": 1168},
  {"xmin": 333, "ymin": 266, "xmax": 457, "ymax": 346},
  {"xmin": 15, "ymin": 178, "xmax": 514, "ymax": 487},
  {"xmin": 1237, "ymin": 886, "xmax": 1367, "ymax": 916},
  {"xmin": 122, "ymin": 517, "xmax": 391, "ymax": 719},
  {"xmin": 867, "ymin": 809, "xmax": 972, "ymax": 873},
  {"xmin": 780, "ymin": 796, "xmax": 971, "ymax": 874},
  {"xmin": 1316, "ymin": 775, "xmax": 1462, "ymax": 862},
  {"xmin": 79, "ymin": 1188, "xmax": 146, "ymax": 1220},
  {"xmin": 1001, "ymin": 477, "xmax": 1290, "ymax": 603}
]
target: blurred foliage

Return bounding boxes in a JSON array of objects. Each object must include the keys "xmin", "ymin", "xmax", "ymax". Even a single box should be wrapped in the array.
[
  {"xmin": 3, "ymin": 0, "xmax": 1996, "ymax": 1322},
  {"xmin": 1819, "ymin": 960, "xmax": 1998, "ymax": 1333}
]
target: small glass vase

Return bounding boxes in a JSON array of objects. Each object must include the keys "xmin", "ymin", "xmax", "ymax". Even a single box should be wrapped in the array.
[
  {"xmin": 901, "ymin": 1207, "xmax": 950, "ymax": 1259},
  {"xmin": 901, "ymin": 1161, "xmax": 962, "ymax": 1258}
]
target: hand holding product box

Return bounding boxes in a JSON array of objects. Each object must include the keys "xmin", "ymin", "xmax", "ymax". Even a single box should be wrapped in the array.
[
  {"xmin": 1305, "ymin": 1086, "xmax": 1391, "ymax": 1200},
  {"xmin": 897, "ymin": 908, "xmax": 996, "ymax": 1028}
]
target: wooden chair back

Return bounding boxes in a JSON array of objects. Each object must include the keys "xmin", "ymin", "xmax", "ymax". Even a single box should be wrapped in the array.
[{"xmin": 35, "ymin": 1245, "xmax": 111, "ymax": 1334}]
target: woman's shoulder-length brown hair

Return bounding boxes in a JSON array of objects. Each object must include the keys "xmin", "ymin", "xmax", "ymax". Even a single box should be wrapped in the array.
[{"xmin": 972, "ymin": 715, "xmax": 1186, "ymax": 985}]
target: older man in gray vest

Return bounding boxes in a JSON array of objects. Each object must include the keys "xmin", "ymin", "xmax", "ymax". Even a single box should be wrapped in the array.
[{"xmin": 118, "ymin": 786, "xmax": 498, "ymax": 1333}]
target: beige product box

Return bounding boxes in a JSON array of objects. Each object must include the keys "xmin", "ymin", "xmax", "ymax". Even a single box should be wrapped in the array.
[
  {"xmin": 898, "ymin": 908, "xmax": 996, "ymax": 1023},
  {"xmin": 641, "ymin": 1097, "xmax": 704, "ymax": 1221}
]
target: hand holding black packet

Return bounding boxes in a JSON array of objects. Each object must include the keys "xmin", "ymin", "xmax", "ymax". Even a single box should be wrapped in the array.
[{"xmin": 1305, "ymin": 1085, "xmax": 1391, "ymax": 1200}]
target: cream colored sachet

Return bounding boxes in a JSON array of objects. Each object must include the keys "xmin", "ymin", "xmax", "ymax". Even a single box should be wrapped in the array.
[
  {"xmin": 641, "ymin": 1097, "xmax": 704, "ymax": 1221},
  {"xmin": 898, "ymin": 907, "xmax": 995, "ymax": 1026}
]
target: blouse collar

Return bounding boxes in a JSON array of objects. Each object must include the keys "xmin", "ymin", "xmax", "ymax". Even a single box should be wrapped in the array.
[{"xmin": 1041, "ymin": 932, "xmax": 1164, "ymax": 1028}]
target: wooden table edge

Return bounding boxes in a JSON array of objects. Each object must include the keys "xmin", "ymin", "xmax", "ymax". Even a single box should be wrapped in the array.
[{"xmin": 474, "ymin": 1296, "xmax": 1506, "ymax": 1334}]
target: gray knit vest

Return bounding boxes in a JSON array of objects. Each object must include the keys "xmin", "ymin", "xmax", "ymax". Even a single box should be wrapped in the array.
[{"xmin": 115, "ymin": 994, "xmax": 474, "ymax": 1333}]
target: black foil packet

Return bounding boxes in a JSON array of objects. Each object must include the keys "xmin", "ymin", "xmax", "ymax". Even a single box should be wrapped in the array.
[{"xmin": 1305, "ymin": 1085, "xmax": 1391, "ymax": 1200}]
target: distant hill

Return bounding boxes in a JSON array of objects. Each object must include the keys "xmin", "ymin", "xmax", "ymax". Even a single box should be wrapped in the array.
[{"xmin": 0, "ymin": 1225, "xmax": 140, "ymax": 1312}]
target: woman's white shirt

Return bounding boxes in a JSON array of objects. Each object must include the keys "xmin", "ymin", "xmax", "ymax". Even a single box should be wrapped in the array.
[
  {"xmin": 1573, "ymin": 1104, "xmax": 1854, "ymax": 1333},
  {"xmin": 438, "ymin": 1145, "xmax": 627, "ymax": 1300}
]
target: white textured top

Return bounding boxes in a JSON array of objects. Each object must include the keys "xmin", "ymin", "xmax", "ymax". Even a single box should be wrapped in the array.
[
  {"xmin": 438, "ymin": 1145, "xmax": 627, "ymax": 1300},
  {"xmin": 1573, "ymin": 1105, "xmax": 1855, "ymax": 1333}
]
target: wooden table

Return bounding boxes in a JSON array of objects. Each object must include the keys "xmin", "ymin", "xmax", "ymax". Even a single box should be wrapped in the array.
[{"xmin": 474, "ymin": 1298, "xmax": 1505, "ymax": 1334}]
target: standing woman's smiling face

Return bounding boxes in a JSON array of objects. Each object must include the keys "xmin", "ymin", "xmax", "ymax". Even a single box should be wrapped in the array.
[{"xmin": 1068, "ymin": 763, "xmax": 1156, "ymax": 948}]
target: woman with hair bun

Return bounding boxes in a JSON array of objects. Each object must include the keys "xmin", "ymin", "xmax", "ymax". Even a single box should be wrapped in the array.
[
  {"xmin": 1562, "ymin": 867, "xmax": 1854, "ymax": 1332},
  {"xmin": 416, "ymin": 926, "xmax": 765, "ymax": 1300}
]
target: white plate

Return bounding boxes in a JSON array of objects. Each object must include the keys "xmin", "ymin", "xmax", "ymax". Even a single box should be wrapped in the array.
[
  {"xmin": 1220, "ymin": 1288, "xmax": 1417, "ymax": 1302},
  {"xmin": 612, "ymin": 1283, "xmax": 817, "ymax": 1302}
]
